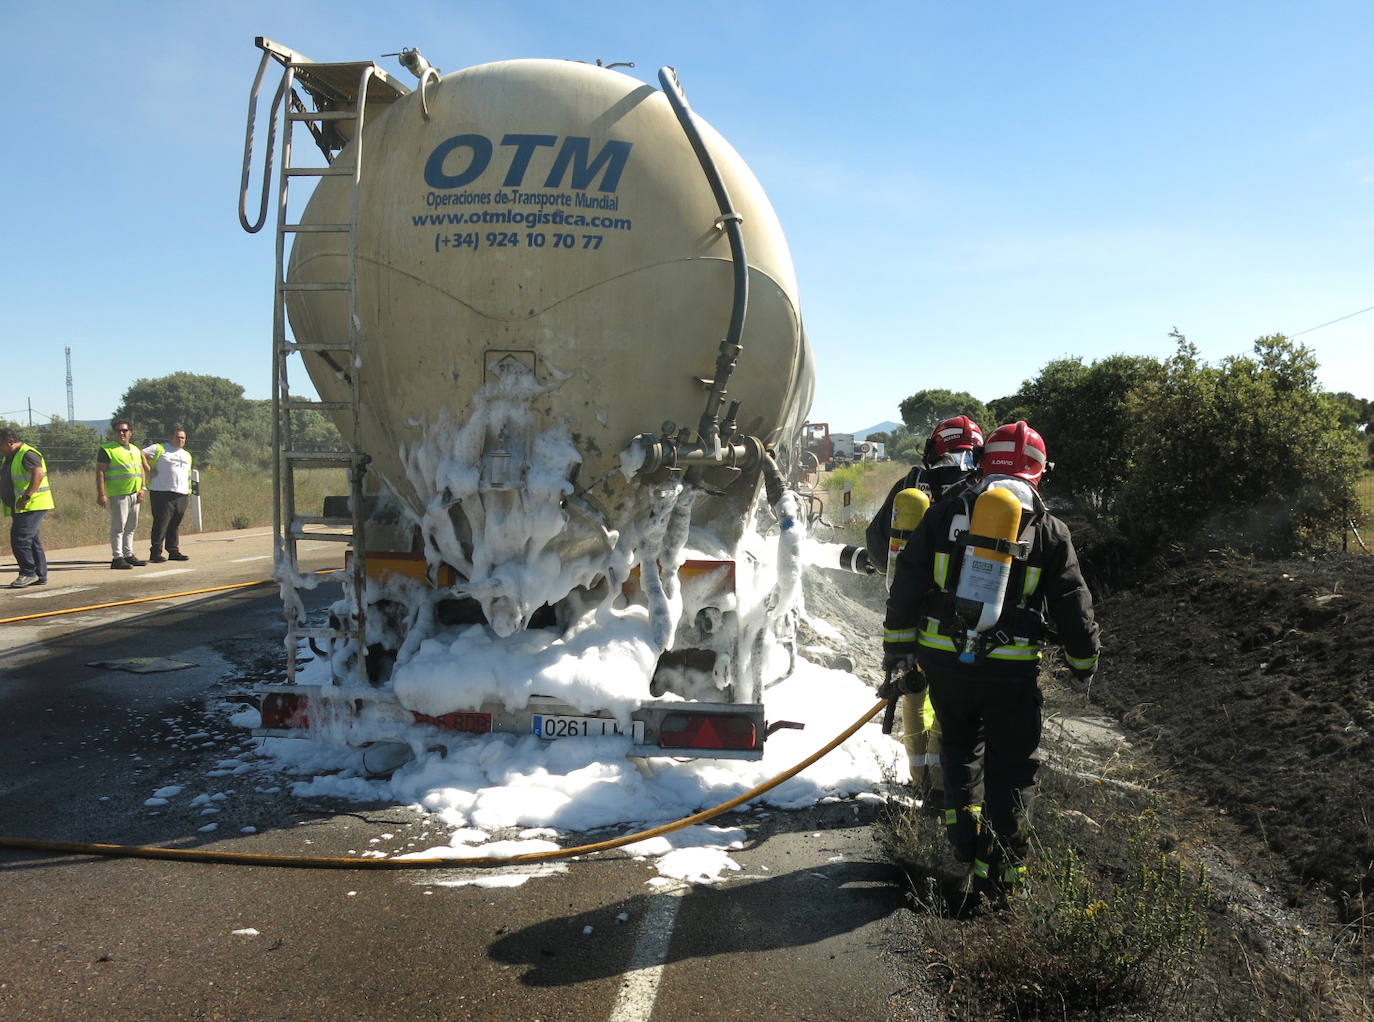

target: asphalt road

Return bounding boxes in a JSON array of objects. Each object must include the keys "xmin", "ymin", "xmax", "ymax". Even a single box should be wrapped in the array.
[{"xmin": 0, "ymin": 529, "xmax": 926, "ymax": 1021}]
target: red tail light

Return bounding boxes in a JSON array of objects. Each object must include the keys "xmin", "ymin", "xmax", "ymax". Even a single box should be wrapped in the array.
[
  {"xmin": 411, "ymin": 710, "xmax": 492, "ymax": 734},
  {"xmin": 658, "ymin": 712, "xmax": 758, "ymax": 751},
  {"xmin": 260, "ymin": 692, "xmax": 310, "ymax": 729}
]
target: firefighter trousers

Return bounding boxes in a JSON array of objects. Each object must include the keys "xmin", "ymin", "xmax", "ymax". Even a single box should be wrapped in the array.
[
  {"xmin": 925, "ymin": 664, "xmax": 1043, "ymax": 875},
  {"xmin": 901, "ymin": 689, "xmax": 943, "ymax": 798}
]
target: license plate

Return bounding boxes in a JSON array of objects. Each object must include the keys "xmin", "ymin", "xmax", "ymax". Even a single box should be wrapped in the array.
[{"xmin": 533, "ymin": 715, "xmax": 644, "ymax": 741}]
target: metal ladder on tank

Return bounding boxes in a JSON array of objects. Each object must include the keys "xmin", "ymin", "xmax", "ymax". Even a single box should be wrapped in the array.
[{"xmin": 242, "ymin": 39, "xmax": 408, "ymax": 687}]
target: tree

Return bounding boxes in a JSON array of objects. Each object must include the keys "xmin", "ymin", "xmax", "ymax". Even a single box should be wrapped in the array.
[
  {"xmin": 1116, "ymin": 333, "xmax": 1363, "ymax": 553},
  {"xmin": 868, "ymin": 426, "xmax": 923, "ymax": 464},
  {"xmin": 1015, "ymin": 354, "xmax": 1162, "ymax": 515},
  {"xmin": 0, "ymin": 417, "xmax": 99, "ymax": 474},
  {"xmin": 897, "ymin": 390, "xmax": 991, "ymax": 438},
  {"xmin": 203, "ymin": 401, "xmax": 344, "ymax": 471},
  {"xmin": 985, "ymin": 394, "xmax": 1031, "ymax": 428},
  {"xmin": 1327, "ymin": 391, "xmax": 1372, "ymax": 430},
  {"xmin": 34, "ymin": 418, "xmax": 101, "ymax": 473},
  {"xmin": 202, "ymin": 401, "xmax": 272, "ymax": 471},
  {"xmin": 1328, "ymin": 392, "xmax": 1374, "ymax": 467},
  {"xmin": 114, "ymin": 373, "xmax": 252, "ymax": 454},
  {"xmin": 998, "ymin": 331, "xmax": 1364, "ymax": 556}
]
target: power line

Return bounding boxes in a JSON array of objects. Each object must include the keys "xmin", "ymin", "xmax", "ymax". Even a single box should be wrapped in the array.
[
  {"xmin": 0, "ymin": 408, "xmax": 61, "ymax": 422},
  {"xmin": 1289, "ymin": 304, "xmax": 1374, "ymax": 339}
]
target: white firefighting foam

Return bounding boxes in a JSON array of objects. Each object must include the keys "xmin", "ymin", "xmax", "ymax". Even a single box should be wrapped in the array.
[
  {"xmin": 245, "ymin": 365, "xmax": 905, "ymax": 886},
  {"xmin": 399, "ymin": 362, "xmax": 598, "ymax": 638},
  {"xmin": 360, "ymin": 361, "xmax": 799, "ymax": 723}
]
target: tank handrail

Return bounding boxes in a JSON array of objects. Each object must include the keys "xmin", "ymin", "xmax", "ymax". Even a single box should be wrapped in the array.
[
  {"xmin": 657, "ymin": 67, "xmax": 748, "ymax": 453},
  {"xmin": 239, "ymin": 49, "xmax": 290, "ymax": 234},
  {"xmin": 418, "ymin": 66, "xmax": 440, "ymax": 120}
]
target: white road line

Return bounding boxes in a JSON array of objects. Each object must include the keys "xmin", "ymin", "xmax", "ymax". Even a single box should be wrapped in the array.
[
  {"xmin": 228, "ymin": 555, "xmax": 272, "ymax": 563},
  {"xmin": 136, "ymin": 569, "xmax": 196, "ymax": 579},
  {"xmin": 15, "ymin": 585, "xmax": 97, "ymax": 600},
  {"xmin": 607, "ymin": 887, "xmax": 684, "ymax": 1022}
]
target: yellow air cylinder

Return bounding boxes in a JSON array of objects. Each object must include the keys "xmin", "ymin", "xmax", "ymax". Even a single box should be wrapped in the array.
[
  {"xmin": 953, "ymin": 486, "xmax": 1022, "ymax": 662},
  {"xmin": 885, "ymin": 487, "xmax": 931, "ymax": 592},
  {"xmin": 885, "ymin": 485, "xmax": 934, "ymax": 784}
]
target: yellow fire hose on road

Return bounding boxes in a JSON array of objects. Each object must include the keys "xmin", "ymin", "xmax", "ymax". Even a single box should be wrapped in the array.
[
  {"xmin": 0, "ymin": 567, "xmax": 346, "ymax": 626},
  {"xmin": 0, "ymin": 699, "xmax": 890, "ymax": 871},
  {"xmin": 0, "ymin": 579, "xmax": 276, "ymax": 625}
]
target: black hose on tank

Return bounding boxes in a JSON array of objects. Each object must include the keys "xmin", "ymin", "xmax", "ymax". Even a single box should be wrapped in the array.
[
  {"xmin": 760, "ymin": 448, "xmax": 786, "ymax": 507},
  {"xmin": 658, "ymin": 66, "xmax": 748, "ymax": 453}
]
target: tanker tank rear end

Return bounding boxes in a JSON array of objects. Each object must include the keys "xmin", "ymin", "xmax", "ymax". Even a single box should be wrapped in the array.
[{"xmin": 241, "ymin": 39, "xmax": 815, "ymax": 759}]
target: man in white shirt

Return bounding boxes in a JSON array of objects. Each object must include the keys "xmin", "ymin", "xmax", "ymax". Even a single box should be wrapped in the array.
[{"xmin": 143, "ymin": 428, "xmax": 193, "ymax": 562}]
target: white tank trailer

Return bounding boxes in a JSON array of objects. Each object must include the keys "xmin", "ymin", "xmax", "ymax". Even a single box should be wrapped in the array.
[{"xmin": 240, "ymin": 39, "xmax": 819, "ymax": 761}]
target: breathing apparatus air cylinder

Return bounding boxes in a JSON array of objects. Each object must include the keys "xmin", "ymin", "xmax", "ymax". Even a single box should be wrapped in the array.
[
  {"xmin": 884, "ymin": 486, "xmax": 936, "ymax": 787},
  {"xmin": 953, "ymin": 486, "xmax": 1023, "ymax": 664},
  {"xmin": 886, "ymin": 488, "xmax": 931, "ymax": 591}
]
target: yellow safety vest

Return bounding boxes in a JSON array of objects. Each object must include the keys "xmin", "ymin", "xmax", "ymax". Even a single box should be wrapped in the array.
[
  {"xmin": 7, "ymin": 443, "xmax": 54, "ymax": 514},
  {"xmin": 101, "ymin": 442, "xmax": 143, "ymax": 497}
]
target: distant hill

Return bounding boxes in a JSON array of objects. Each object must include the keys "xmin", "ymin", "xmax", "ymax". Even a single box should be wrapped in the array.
[{"xmin": 853, "ymin": 421, "xmax": 902, "ymax": 441}]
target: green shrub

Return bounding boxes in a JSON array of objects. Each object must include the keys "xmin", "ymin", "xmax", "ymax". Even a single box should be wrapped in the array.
[{"xmin": 1003, "ymin": 333, "xmax": 1365, "ymax": 557}]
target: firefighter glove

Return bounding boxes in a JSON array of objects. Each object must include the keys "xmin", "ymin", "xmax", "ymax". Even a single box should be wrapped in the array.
[
  {"xmin": 879, "ymin": 649, "xmax": 921, "ymax": 700},
  {"xmin": 882, "ymin": 649, "xmax": 916, "ymax": 676}
]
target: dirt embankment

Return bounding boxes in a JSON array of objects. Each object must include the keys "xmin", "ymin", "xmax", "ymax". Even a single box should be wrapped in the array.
[{"xmin": 1090, "ymin": 552, "xmax": 1374, "ymax": 916}]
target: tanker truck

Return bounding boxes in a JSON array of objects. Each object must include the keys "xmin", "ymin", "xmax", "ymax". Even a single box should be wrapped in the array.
[{"xmin": 237, "ymin": 38, "xmax": 816, "ymax": 762}]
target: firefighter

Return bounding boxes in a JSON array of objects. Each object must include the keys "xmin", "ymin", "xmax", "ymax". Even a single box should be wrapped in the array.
[
  {"xmin": 883, "ymin": 421, "xmax": 1099, "ymax": 906},
  {"xmin": 867, "ymin": 415, "xmax": 983, "ymax": 806},
  {"xmin": 864, "ymin": 414, "xmax": 984, "ymax": 573}
]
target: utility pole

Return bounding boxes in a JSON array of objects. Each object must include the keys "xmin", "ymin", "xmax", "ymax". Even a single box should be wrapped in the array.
[{"xmin": 65, "ymin": 346, "xmax": 74, "ymax": 422}]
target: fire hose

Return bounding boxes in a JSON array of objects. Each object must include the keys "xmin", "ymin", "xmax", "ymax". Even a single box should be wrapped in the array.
[
  {"xmin": 0, "ymin": 699, "xmax": 890, "ymax": 871},
  {"xmin": 0, "ymin": 578, "xmax": 276, "ymax": 625}
]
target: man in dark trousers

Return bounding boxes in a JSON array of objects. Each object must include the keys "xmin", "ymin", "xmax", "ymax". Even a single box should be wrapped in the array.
[
  {"xmin": 143, "ymin": 428, "xmax": 194, "ymax": 562},
  {"xmin": 1, "ymin": 428, "xmax": 54, "ymax": 588},
  {"xmin": 883, "ymin": 420, "xmax": 1099, "ymax": 905}
]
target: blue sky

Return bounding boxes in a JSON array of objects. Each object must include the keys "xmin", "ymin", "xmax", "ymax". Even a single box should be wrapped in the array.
[{"xmin": 3, "ymin": 1, "xmax": 1370, "ymax": 435}]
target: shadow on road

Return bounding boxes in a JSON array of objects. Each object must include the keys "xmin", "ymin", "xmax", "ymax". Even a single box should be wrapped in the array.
[{"xmin": 489, "ymin": 858, "xmax": 906, "ymax": 985}]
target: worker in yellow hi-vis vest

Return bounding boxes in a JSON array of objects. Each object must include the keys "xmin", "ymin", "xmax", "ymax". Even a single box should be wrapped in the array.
[
  {"xmin": 96, "ymin": 418, "xmax": 150, "ymax": 570},
  {"xmin": 1, "ymin": 427, "xmax": 54, "ymax": 588}
]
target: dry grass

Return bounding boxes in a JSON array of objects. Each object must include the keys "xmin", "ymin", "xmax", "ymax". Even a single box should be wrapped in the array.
[
  {"xmin": 1353, "ymin": 471, "xmax": 1374, "ymax": 555},
  {"xmin": 874, "ymin": 710, "xmax": 1374, "ymax": 1021},
  {"xmin": 801, "ymin": 461, "xmax": 911, "ymax": 545},
  {"xmin": 1, "ymin": 467, "xmax": 346, "ymax": 555}
]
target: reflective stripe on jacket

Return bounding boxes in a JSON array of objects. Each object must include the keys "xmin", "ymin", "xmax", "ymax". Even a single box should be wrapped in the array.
[{"xmin": 885, "ymin": 486, "xmax": 1099, "ymax": 680}]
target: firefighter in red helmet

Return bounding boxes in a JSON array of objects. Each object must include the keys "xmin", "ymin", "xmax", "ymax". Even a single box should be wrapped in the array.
[
  {"xmin": 866, "ymin": 415, "xmax": 984, "ymax": 806},
  {"xmin": 865, "ymin": 414, "xmax": 984, "ymax": 572},
  {"xmin": 883, "ymin": 421, "xmax": 1100, "ymax": 906}
]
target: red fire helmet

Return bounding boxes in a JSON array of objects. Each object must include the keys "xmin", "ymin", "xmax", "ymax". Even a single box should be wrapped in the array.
[
  {"xmin": 929, "ymin": 415, "xmax": 984, "ymax": 457},
  {"xmin": 981, "ymin": 420, "xmax": 1048, "ymax": 486}
]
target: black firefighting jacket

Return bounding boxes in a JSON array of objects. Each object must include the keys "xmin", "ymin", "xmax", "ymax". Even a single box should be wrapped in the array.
[
  {"xmin": 864, "ymin": 465, "xmax": 977, "ymax": 573},
  {"xmin": 883, "ymin": 484, "xmax": 1100, "ymax": 681}
]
